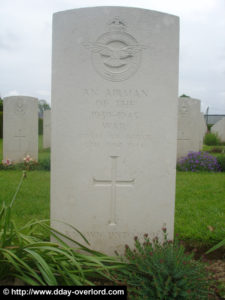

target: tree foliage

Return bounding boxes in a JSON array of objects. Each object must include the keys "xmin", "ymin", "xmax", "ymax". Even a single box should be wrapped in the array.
[{"xmin": 0, "ymin": 98, "xmax": 3, "ymax": 112}]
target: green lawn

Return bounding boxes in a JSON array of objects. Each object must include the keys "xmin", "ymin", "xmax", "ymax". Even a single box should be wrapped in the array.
[
  {"xmin": 175, "ymin": 171, "xmax": 225, "ymax": 246},
  {"xmin": 0, "ymin": 136, "xmax": 50, "ymax": 227},
  {"xmin": 0, "ymin": 138, "xmax": 2, "ymax": 162},
  {"xmin": 0, "ymin": 170, "xmax": 50, "ymax": 227},
  {"xmin": 0, "ymin": 139, "xmax": 225, "ymax": 248}
]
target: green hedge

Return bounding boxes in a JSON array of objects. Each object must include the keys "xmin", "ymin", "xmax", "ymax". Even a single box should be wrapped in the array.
[
  {"xmin": 0, "ymin": 112, "xmax": 3, "ymax": 139},
  {"xmin": 0, "ymin": 99, "xmax": 3, "ymax": 112},
  {"xmin": 204, "ymin": 132, "xmax": 221, "ymax": 146},
  {"xmin": 39, "ymin": 118, "xmax": 43, "ymax": 135}
]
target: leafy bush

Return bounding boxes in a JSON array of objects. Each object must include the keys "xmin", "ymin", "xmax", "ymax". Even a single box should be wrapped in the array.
[
  {"xmin": 208, "ymin": 146, "xmax": 224, "ymax": 153},
  {"xmin": 0, "ymin": 98, "xmax": 3, "ymax": 111},
  {"xmin": 0, "ymin": 156, "xmax": 50, "ymax": 171},
  {"xmin": 217, "ymin": 155, "xmax": 225, "ymax": 172},
  {"xmin": 0, "ymin": 160, "xmax": 24, "ymax": 171},
  {"xmin": 207, "ymin": 124, "xmax": 213, "ymax": 132},
  {"xmin": 39, "ymin": 118, "xmax": 43, "ymax": 135},
  {"xmin": 38, "ymin": 157, "xmax": 50, "ymax": 171},
  {"xmin": 204, "ymin": 132, "xmax": 221, "ymax": 146},
  {"xmin": 114, "ymin": 229, "xmax": 212, "ymax": 299},
  {"xmin": 177, "ymin": 151, "xmax": 221, "ymax": 172}
]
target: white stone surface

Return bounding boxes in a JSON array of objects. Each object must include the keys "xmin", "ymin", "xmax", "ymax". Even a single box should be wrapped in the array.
[
  {"xmin": 51, "ymin": 7, "xmax": 179, "ymax": 255},
  {"xmin": 199, "ymin": 112, "xmax": 207, "ymax": 150},
  {"xmin": 43, "ymin": 110, "xmax": 51, "ymax": 149},
  {"xmin": 3, "ymin": 96, "xmax": 38, "ymax": 163},
  {"xmin": 211, "ymin": 117, "xmax": 225, "ymax": 142},
  {"xmin": 177, "ymin": 97, "xmax": 201, "ymax": 160}
]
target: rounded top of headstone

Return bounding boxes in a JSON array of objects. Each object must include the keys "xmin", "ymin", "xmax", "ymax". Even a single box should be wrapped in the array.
[
  {"xmin": 53, "ymin": 6, "xmax": 179, "ymax": 20},
  {"xmin": 179, "ymin": 97, "xmax": 201, "ymax": 104},
  {"xmin": 3, "ymin": 95, "xmax": 38, "ymax": 102},
  {"xmin": 52, "ymin": 7, "xmax": 179, "ymax": 83}
]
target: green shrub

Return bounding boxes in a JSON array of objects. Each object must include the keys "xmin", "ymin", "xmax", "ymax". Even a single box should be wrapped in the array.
[
  {"xmin": 217, "ymin": 155, "xmax": 225, "ymax": 172},
  {"xmin": 209, "ymin": 146, "xmax": 224, "ymax": 153},
  {"xmin": 0, "ymin": 98, "xmax": 3, "ymax": 111},
  {"xmin": 38, "ymin": 118, "xmax": 43, "ymax": 135},
  {"xmin": 0, "ymin": 156, "xmax": 50, "ymax": 171},
  {"xmin": 114, "ymin": 229, "xmax": 212, "ymax": 299},
  {"xmin": 204, "ymin": 132, "xmax": 221, "ymax": 146},
  {"xmin": 38, "ymin": 157, "xmax": 50, "ymax": 171},
  {"xmin": 207, "ymin": 124, "xmax": 213, "ymax": 132},
  {"xmin": 0, "ymin": 111, "xmax": 3, "ymax": 139}
]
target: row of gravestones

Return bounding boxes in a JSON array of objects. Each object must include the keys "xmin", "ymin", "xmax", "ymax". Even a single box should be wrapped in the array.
[
  {"xmin": 2, "ymin": 95, "xmax": 208, "ymax": 163},
  {"xmin": 2, "ymin": 7, "xmax": 224, "ymax": 255},
  {"xmin": 2, "ymin": 96, "xmax": 51, "ymax": 163}
]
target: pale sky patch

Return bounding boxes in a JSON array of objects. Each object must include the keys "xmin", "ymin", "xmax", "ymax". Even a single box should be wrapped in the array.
[{"xmin": 0, "ymin": 0, "xmax": 224, "ymax": 113}]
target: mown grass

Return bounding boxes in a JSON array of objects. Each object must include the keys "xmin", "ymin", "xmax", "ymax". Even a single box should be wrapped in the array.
[
  {"xmin": 175, "ymin": 171, "xmax": 225, "ymax": 247},
  {"xmin": 0, "ymin": 138, "xmax": 2, "ymax": 162},
  {"xmin": 0, "ymin": 170, "xmax": 50, "ymax": 228},
  {"xmin": 203, "ymin": 145, "xmax": 225, "ymax": 152},
  {"xmin": 0, "ymin": 136, "xmax": 50, "ymax": 229}
]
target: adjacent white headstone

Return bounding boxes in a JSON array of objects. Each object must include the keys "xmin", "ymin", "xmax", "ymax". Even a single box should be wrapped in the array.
[
  {"xmin": 199, "ymin": 112, "xmax": 207, "ymax": 150},
  {"xmin": 51, "ymin": 7, "xmax": 179, "ymax": 255},
  {"xmin": 177, "ymin": 97, "xmax": 201, "ymax": 160},
  {"xmin": 43, "ymin": 110, "xmax": 51, "ymax": 149},
  {"xmin": 211, "ymin": 117, "xmax": 225, "ymax": 142},
  {"xmin": 3, "ymin": 96, "xmax": 38, "ymax": 163}
]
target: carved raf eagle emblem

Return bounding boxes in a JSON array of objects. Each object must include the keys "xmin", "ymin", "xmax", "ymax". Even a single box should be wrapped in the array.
[
  {"xmin": 83, "ymin": 17, "xmax": 147, "ymax": 81},
  {"xmin": 84, "ymin": 42, "xmax": 146, "ymax": 68}
]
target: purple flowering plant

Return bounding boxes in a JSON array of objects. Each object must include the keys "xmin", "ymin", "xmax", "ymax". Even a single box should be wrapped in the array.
[{"xmin": 177, "ymin": 151, "xmax": 221, "ymax": 172}]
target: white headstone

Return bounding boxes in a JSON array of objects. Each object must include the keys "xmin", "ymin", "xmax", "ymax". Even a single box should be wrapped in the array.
[
  {"xmin": 43, "ymin": 110, "xmax": 51, "ymax": 149},
  {"xmin": 211, "ymin": 117, "xmax": 225, "ymax": 142},
  {"xmin": 51, "ymin": 7, "xmax": 179, "ymax": 255},
  {"xmin": 177, "ymin": 97, "xmax": 201, "ymax": 160},
  {"xmin": 199, "ymin": 112, "xmax": 207, "ymax": 149},
  {"xmin": 3, "ymin": 96, "xmax": 38, "ymax": 163}
]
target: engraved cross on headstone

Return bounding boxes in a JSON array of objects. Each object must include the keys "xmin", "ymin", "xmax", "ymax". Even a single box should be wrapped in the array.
[
  {"xmin": 93, "ymin": 156, "xmax": 135, "ymax": 226},
  {"xmin": 14, "ymin": 129, "xmax": 26, "ymax": 150}
]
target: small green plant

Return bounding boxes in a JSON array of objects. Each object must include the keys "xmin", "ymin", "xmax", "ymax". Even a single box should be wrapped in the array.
[
  {"xmin": 209, "ymin": 146, "xmax": 224, "ymax": 153},
  {"xmin": 38, "ymin": 157, "xmax": 50, "ymax": 171},
  {"xmin": 114, "ymin": 229, "xmax": 212, "ymax": 299},
  {"xmin": 1, "ymin": 158, "xmax": 15, "ymax": 170},
  {"xmin": 216, "ymin": 155, "xmax": 225, "ymax": 172},
  {"xmin": 177, "ymin": 151, "xmax": 221, "ymax": 172},
  {"xmin": 207, "ymin": 124, "xmax": 213, "ymax": 132},
  {"xmin": 204, "ymin": 132, "xmax": 221, "ymax": 146},
  {"xmin": 0, "ymin": 155, "xmax": 50, "ymax": 171},
  {"xmin": 23, "ymin": 154, "xmax": 38, "ymax": 171},
  {"xmin": 206, "ymin": 238, "xmax": 225, "ymax": 255}
]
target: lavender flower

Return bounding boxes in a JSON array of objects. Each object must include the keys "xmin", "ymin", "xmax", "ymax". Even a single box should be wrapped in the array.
[{"xmin": 177, "ymin": 151, "xmax": 221, "ymax": 172}]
